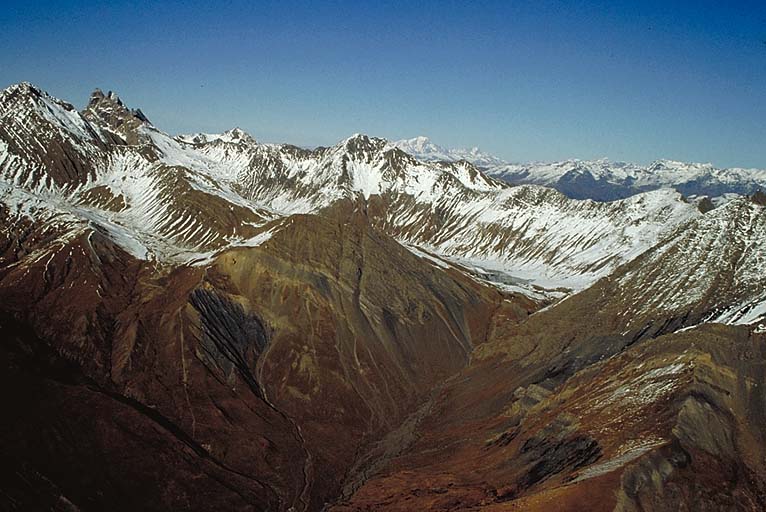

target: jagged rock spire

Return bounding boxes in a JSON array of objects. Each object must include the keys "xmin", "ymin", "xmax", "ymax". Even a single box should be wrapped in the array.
[{"xmin": 82, "ymin": 87, "xmax": 150, "ymax": 143}]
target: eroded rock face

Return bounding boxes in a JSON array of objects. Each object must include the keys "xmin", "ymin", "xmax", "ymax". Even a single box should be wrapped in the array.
[
  {"xmin": 83, "ymin": 88, "xmax": 150, "ymax": 145},
  {"xmin": 189, "ymin": 287, "xmax": 270, "ymax": 397},
  {"xmin": 198, "ymin": 206, "xmax": 509, "ymax": 508}
]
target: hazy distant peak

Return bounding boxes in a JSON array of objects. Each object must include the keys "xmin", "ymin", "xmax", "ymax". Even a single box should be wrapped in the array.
[
  {"xmin": 392, "ymin": 136, "xmax": 506, "ymax": 167},
  {"xmin": 177, "ymin": 127, "xmax": 257, "ymax": 145}
]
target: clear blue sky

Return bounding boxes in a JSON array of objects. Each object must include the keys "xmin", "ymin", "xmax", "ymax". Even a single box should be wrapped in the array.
[{"xmin": 1, "ymin": 1, "xmax": 765, "ymax": 167}]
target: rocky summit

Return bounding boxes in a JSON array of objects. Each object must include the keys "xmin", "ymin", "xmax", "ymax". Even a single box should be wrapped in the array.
[{"xmin": 1, "ymin": 83, "xmax": 765, "ymax": 511}]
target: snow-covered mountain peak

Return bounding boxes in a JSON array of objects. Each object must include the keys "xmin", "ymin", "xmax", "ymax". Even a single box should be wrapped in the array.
[
  {"xmin": 221, "ymin": 127, "xmax": 255, "ymax": 144},
  {"xmin": 341, "ymin": 132, "xmax": 386, "ymax": 148},
  {"xmin": 392, "ymin": 136, "xmax": 506, "ymax": 166},
  {"xmin": 177, "ymin": 127, "xmax": 257, "ymax": 145},
  {"xmin": 645, "ymin": 159, "xmax": 715, "ymax": 177},
  {"xmin": 2, "ymin": 81, "xmax": 42, "ymax": 97},
  {"xmin": 398, "ymin": 135, "xmax": 438, "ymax": 153},
  {"xmin": 332, "ymin": 133, "xmax": 390, "ymax": 163},
  {"xmin": 0, "ymin": 82, "xmax": 108, "ymax": 189},
  {"xmin": 1, "ymin": 82, "xmax": 79, "ymax": 117}
]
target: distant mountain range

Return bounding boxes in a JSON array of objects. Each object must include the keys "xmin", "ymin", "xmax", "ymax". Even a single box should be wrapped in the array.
[
  {"xmin": 489, "ymin": 159, "xmax": 766, "ymax": 203},
  {"xmin": 393, "ymin": 136, "xmax": 766, "ymax": 203}
]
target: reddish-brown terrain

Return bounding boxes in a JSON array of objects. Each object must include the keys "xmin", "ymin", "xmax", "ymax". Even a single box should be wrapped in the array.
[{"xmin": 0, "ymin": 198, "xmax": 536, "ymax": 510}]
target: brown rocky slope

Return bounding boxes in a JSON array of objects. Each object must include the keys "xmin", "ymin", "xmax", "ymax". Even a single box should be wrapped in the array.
[
  {"xmin": 0, "ymin": 199, "xmax": 534, "ymax": 510},
  {"xmin": 330, "ymin": 197, "xmax": 766, "ymax": 511}
]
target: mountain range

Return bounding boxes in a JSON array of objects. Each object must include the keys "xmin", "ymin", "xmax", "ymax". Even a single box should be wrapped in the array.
[
  {"xmin": 1, "ymin": 82, "xmax": 765, "ymax": 511},
  {"xmin": 392, "ymin": 136, "xmax": 766, "ymax": 203}
]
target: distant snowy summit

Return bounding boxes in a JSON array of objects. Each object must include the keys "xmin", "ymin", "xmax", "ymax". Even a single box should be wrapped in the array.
[
  {"xmin": 177, "ymin": 127, "xmax": 256, "ymax": 145},
  {"xmin": 391, "ymin": 136, "xmax": 507, "ymax": 167}
]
